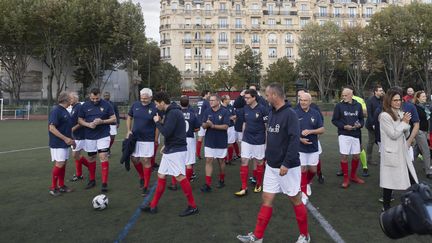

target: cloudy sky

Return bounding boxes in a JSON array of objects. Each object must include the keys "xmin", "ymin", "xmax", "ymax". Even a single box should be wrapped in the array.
[{"xmin": 133, "ymin": 0, "xmax": 161, "ymax": 42}]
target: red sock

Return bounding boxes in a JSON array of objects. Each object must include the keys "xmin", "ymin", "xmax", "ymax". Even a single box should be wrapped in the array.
[
  {"xmin": 253, "ymin": 169, "xmax": 257, "ymax": 179},
  {"xmin": 171, "ymin": 176, "xmax": 177, "ymax": 186},
  {"xmin": 133, "ymin": 162, "xmax": 144, "ymax": 179},
  {"xmin": 301, "ymin": 171, "xmax": 308, "ymax": 194},
  {"xmin": 240, "ymin": 165, "xmax": 248, "ymax": 190},
  {"xmin": 186, "ymin": 167, "xmax": 193, "ymax": 181},
  {"xmin": 317, "ymin": 159, "xmax": 322, "ymax": 175},
  {"xmin": 180, "ymin": 178, "xmax": 197, "ymax": 208},
  {"xmin": 151, "ymin": 143, "xmax": 158, "ymax": 167},
  {"xmin": 351, "ymin": 159, "xmax": 360, "ymax": 178},
  {"xmin": 253, "ymin": 205, "xmax": 273, "ymax": 239},
  {"xmin": 150, "ymin": 178, "xmax": 166, "ymax": 208},
  {"xmin": 88, "ymin": 161, "xmax": 96, "ymax": 181},
  {"xmin": 293, "ymin": 203, "xmax": 308, "ymax": 236},
  {"xmin": 341, "ymin": 161, "xmax": 349, "ymax": 186},
  {"xmin": 51, "ymin": 166, "xmax": 61, "ymax": 189},
  {"xmin": 80, "ymin": 156, "xmax": 89, "ymax": 167},
  {"xmin": 75, "ymin": 159, "xmax": 83, "ymax": 177},
  {"xmin": 196, "ymin": 140, "xmax": 202, "ymax": 157},
  {"xmin": 233, "ymin": 142, "xmax": 240, "ymax": 157},
  {"xmin": 109, "ymin": 137, "xmax": 114, "ymax": 149},
  {"xmin": 227, "ymin": 145, "xmax": 233, "ymax": 161},
  {"xmin": 307, "ymin": 171, "xmax": 316, "ymax": 184},
  {"xmin": 58, "ymin": 165, "xmax": 66, "ymax": 187},
  {"xmin": 101, "ymin": 161, "xmax": 109, "ymax": 184},
  {"xmin": 219, "ymin": 173, "xmax": 225, "ymax": 182},
  {"xmin": 256, "ymin": 164, "xmax": 264, "ymax": 187},
  {"xmin": 144, "ymin": 167, "xmax": 152, "ymax": 188},
  {"xmin": 429, "ymin": 132, "xmax": 432, "ymax": 149},
  {"xmin": 205, "ymin": 175, "xmax": 211, "ymax": 186}
]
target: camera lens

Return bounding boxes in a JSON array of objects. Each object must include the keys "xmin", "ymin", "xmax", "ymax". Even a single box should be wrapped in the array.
[{"xmin": 379, "ymin": 205, "xmax": 412, "ymax": 239}]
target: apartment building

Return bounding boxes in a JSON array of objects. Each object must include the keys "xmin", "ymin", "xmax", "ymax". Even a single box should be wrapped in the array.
[{"xmin": 159, "ymin": 0, "xmax": 421, "ymax": 90}]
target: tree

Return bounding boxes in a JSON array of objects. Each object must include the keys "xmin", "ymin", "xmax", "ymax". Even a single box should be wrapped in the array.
[
  {"xmin": 297, "ymin": 22, "xmax": 341, "ymax": 101},
  {"xmin": 137, "ymin": 40, "xmax": 161, "ymax": 94},
  {"xmin": 232, "ymin": 46, "xmax": 262, "ymax": 88},
  {"xmin": 212, "ymin": 67, "xmax": 245, "ymax": 92},
  {"xmin": 194, "ymin": 73, "xmax": 215, "ymax": 92},
  {"xmin": 153, "ymin": 62, "xmax": 182, "ymax": 97},
  {"xmin": 263, "ymin": 57, "xmax": 298, "ymax": 93}
]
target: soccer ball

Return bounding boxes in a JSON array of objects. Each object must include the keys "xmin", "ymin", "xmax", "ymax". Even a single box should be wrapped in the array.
[{"xmin": 92, "ymin": 194, "xmax": 108, "ymax": 210}]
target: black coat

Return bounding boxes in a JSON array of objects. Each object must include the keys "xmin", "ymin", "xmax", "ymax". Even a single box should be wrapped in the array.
[{"xmin": 120, "ymin": 134, "xmax": 137, "ymax": 171}]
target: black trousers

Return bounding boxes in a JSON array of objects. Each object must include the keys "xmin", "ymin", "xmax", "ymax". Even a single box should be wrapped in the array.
[{"xmin": 382, "ymin": 169, "xmax": 416, "ymax": 210}]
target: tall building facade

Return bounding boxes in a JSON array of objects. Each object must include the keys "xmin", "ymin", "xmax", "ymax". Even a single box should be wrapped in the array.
[{"xmin": 159, "ymin": 0, "xmax": 419, "ymax": 90}]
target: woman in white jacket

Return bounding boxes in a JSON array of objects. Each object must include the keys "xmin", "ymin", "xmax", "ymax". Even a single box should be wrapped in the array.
[{"xmin": 379, "ymin": 89, "xmax": 418, "ymax": 210}]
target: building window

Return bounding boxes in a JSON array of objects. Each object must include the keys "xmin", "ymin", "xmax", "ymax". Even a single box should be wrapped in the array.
[
  {"xmin": 205, "ymin": 33, "xmax": 212, "ymax": 43},
  {"xmin": 251, "ymin": 33, "xmax": 260, "ymax": 43},
  {"xmin": 195, "ymin": 32, "xmax": 201, "ymax": 40},
  {"xmin": 284, "ymin": 19, "xmax": 292, "ymax": 27},
  {"xmin": 194, "ymin": 47, "xmax": 201, "ymax": 57},
  {"xmin": 348, "ymin": 7, "xmax": 356, "ymax": 18},
  {"xmin": 235, "ymin": 33, "xmax": 243, "ymax": 43},
  {"xmin": 268, "ymin": 4, "xmax": 274, "ymax": 15},
  {"xmin": 185, "ymin": 63, "xmax": 191, "ymax": 71},
  {"xmin": 185, "ymin": 19, "xmax": 191, "ymax": 26},
  {"xmin": 334, "ymin": 7, "xmax": 341, "ymax": 17},
  {"xmin": 285, "ymin": 33, "xmax": 293, "ymax": 43},
  {"xmin": 235, "ymin": 18, "xmax": 242, "ymax": 28},
  {"xmin": 218, "ymin": 48, "xmax": 228, "ymax": 59},
  {"xmin": 184, "ymin": 33, "xmax": 191, "ymax": 43},
  {"xmin": 219, "ymin": 32, "xmax": 228, "ymax": 42},
  {"xmin": 268, "ymin": 47, "xmax": 277, "ymax": 58},
  {"xmin": 205, "ymin": 48, "xmax": 212, "ymax": 58},
  {"xmin": 300, "ymin": 18, "xmax": 310, "ymax": 28},
  {"xmin": 301, "ymin": 4, "xmax": 308, "ymax": 11},
  {"xmin": 205, "ymin": 63, "xmax": 212, "ymax": 71},
  {"xmin": 195, "ymin": 17, "xmax": 201, "ymax": 26},
  {"xmin": 251, "ymin": 18, "xmax": 260, "ymax": 27},
  {"xmin": 319, "ymin": 7, "xmax": 327, "ymax": 17},
  {"xmin": 268, "ymin": 33, "xmax": 277, "ymax": 44},
  {"xmin": 172, "ymin": 3, "xmax": 177, "ymax": 10},
  {"xmin": 268, "ymin": 18, "xmax": 276, "ymax": 26},
  {"xmin": 365, "ymin": 8, "xmax": 373, "ymax": 17},
  {"xmin": 252, "ymin": 48, "xmax": 260, "ymax": 56},
  {"xmin": 286, "ymin": 47, "xmax": 293, "ymax": 58},
  {"xmin": 185, "ymin": 48, "xmax": 191, "ymax": 58},
  {"xmin": 218, "ymin": 18, "xmax": 228, "ymax": 28}
]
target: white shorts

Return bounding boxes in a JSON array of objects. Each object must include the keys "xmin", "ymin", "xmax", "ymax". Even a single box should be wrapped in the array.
[
  {"xmin": 158, "ymin": 151, "xmax": 187, "ymax": 176},
  {"xmin": 186, "ymin": 137, "xmax": 196, "ymax": 165},
  {"xmin": 227, "ymin": 126, "xmax": 236, "ymax": 144},
  {"xmin": 241, "ymin": 141, "xmax": 265, "ymax": 160},
  {"xmin": 299, "ymin": 152, "xmax": 320, "ymax": 166},
  {"xmin": 72, "ymin": 140, "xmax": 85, "ymax": 152},
  {"xmin": 132, "ymin": 141, "xmax": 155, "ymax": 158},
  {"xmin": 263, "ymin": 164, "xmax": 301, "ymax": 197},
  {"xmin": 236, "ymin": 132, "xmax": 243, "ymax": 142},
  {"xmin": 50, "ymin": 148, "xmax": 70, "ymax": 162},
  {"xmin": 318, "ymin": 140, "xmax": 322, "ymax": 154},
  {"xmin": 338, "ymin": 135, "xmax": 361, "ymax": 155},
  {"xmin": 204, "ymin": 147, "xmax": 227, "ymax": 159},
  {"xmin": 85, "ymin": 136, "xmax": 110, "ymax": 152},
  {"xmin": 198, "ymin": 127, "xmax": 206, "ymax": 137},
  {"xmin": 109, "ymin": 125, "xmax": 117, "ymax": 136}
]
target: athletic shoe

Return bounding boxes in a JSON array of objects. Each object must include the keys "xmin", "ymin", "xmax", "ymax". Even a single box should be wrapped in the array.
[
  {"xmin": 336, "ymin": 170, "xmax": 343, "ymax": 176},
  {"xmin": 234, "ymin": 189, "xmax": 248, "ymax": 197},
  {"xmin": 350, "ymin": 176, "xmax": 365, "ymax": 184},
  {"xmin": 232, "ymin": 155, "xmax": 239, "ymax": 160},
  {"xmin": 306, "ymin": 184, "xmax": 312, "ymax": 196},
  {"xmin": 49, "ymin": 188, "xmax": 61, "ymax": 197},
  {"xmin": 197, "ymin": 156, "xmax": 202, "ymax": 160},
  {"xmin": 249, "ymin": 176, "xmax": 257, "ymax": 185},
  {"xmin": 236, "ymin": 232, "xmax": 263, "ymax": 243},
  {"xmin": 317, "ymin": 173, "xmax": 325, "ymax": 184},
  {"xmin": 179, "ymin": 206, "xmax": 199, "ymax": 217},
  {"xmin": 253, "ymin": 185, "xmax": 262, "ymax": 193},
  {"xmin": 301, "ymin": 192, "xmax": 309, "ymax": 205},
  {"xmin": 378, "ymin": 197, "xmax": 395, "ymax": 203},
  {"xmin": 296, "ymin": 234, "xmax": 311, "ymax": 243},
  {"xmin": 142, "ymin": 187, "xmax": 149, "ymax": 196},
  {"xmin": 216, "ymin": 180, "xmax": 225, "ymax": 189},
  {"xmin": 141, "ymin": 205, "xmax": 157, "ymax": 214},
  {"xmin": 168, "ymin": 184, "xmax": 178, "ymax": 191},
  {"xmin": 85, "ymin": 180, "xmax": 96, "ymax": 189},
  {"xmin": 70, "ymin": 174, "xmax": 84, "ymax": 182},
  {"xmin": 139, "ymin": 179, "xmax": 144, "ymax": 189},
  {"xmin": 59, "ymin": 185, "xmax": 74, "ymax": 193},
  {"xmin": 190, "ymin": 173, "xmax": 198, "ymax": 182},
  {"xmin": 101, "ymin": 183, "xmax": 108, "ymax": 193},
  {"xmin": 200, "ymin": 184, "xmax": 212, "ymax": 193},
  {"xmin": 362, "ymin": 168, "xmax": 370, "ymax": 177}
]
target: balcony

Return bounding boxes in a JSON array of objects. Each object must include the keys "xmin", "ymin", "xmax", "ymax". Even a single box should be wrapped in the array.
[
  {"xmin": 218, "ymin": 39, "xmax": 229, "ymax": 44},
  {"xmin": 204, "ymin": 55, "xmax": 212, "ymax": 60},
  {"xmin": 298, "ymin": 10, "xmax": 312, "ymax": 16},
  {"xmin": 179, "ymin": 24, "xmax": 193, "ymax": 29},
  {"xmin": 161, "ymin": 55, "xmax": 171, "ymax": 60},
  {"xmin": 362, "ymin": 13, "xmax": 373, "ymax": 18},
  {"xmin": 233, "ymin": 39, "xmax": 245, "ymax": 44},
  {"xmin": 268, "ymin": 54, "xmax": 278, "ymax": 58},
  {"xmin": 184, "ymin": 10, "xmax": 192, "ymax": 15},
  {"xmin": 334, "ymin": 13, "xmax": 342, "ymax": 18},
  {"xmin": 232, "ymin": 10, "xmax": 245, "ymax": 16},
  {"xmin": 218, "ymin": 9, "xmax": 228, "ymax": 15},
  {"xmin": 314, "ymin": 12, "xmax": 329, "ymax": 18},
  {"xmin": 182, "ymin": 39, "xmax": 192, "ymax": 44},
  {"xmin": 348, "ymin": 14, "xmax": 359, "ymax": 18},
  {"xmin": 285, "ymin": 39, "xmax": 294, "ymax": 44},
  {"xmin": 218, "ymin": 55, "xmax": 229, "ymax": 60},
  {"xmin": 160, "ymin": 39, "xmax": 171, "ymax": 45},
  {"xmin": 193, "ymin": 24, "xmax": 203, "ymax": 29},
  {"xmin": 203, "ymin": 24, "xmax": 213, "ymax": 29},
  {"xmin": 194, "ymin": 54, "xmax": 202, "ymax": 59},
  {"xmin": 250, "ymin": 9, "xmax": 261, "ymax": 16},
  {"xmin": 204, "ymin": 10, "xmax": 212, "ymax": 16},
  {"xmin": 184, "ymin": 56, "xmax": 192, "ymax": 60},
  {"xmin": 268, "ymin": 39, "xmax": 278, "ymax": 45},
  {"xmin": 235, "ymin": 24, "xmax": 244, "ymax": 29},
  {"xmin": 204, "ymin": 39, "xmax": 213, "ymax": 44},
  {"xmin": 217, "ymin": 24, "xmax": 229, "ymax": 29},
  {"xmin": 251, "ymin": 24, "xmax": 261, "ymax": 29}
]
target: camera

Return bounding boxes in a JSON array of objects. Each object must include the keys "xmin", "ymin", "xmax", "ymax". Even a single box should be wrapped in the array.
[{"xmin": 379, "ymin": 183, "xmax": 432, "ymax": 239}]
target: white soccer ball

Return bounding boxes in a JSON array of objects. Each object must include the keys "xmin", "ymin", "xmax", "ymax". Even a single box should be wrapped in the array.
[{"xmin": 92, "ymin": 194, "xmax": 108, "ymax": 210}]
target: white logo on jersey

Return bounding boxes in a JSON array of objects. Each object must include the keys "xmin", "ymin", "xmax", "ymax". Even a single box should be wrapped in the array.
[
  {"xmin": 218, "ymin": 115, "xmax": 222, "ymax": 120},
  {"xmin": 311, "ymin": 117, "xmax": 315, "ymax": 123},
  {"xmin": 183, "ymin": 112, "xmax": 190, "ymax": 119},
  {"xmin": 88, "ymin": 109, "xmax": 92, "ymax": 112},
  {"xmin": 255, "ymin": 112, "xmax": 259, "ymax": 119},
  {"xmin": 148, "ymin": 109, "xmax": 152, "ymax": 114},
  {"xmin": 344, "ymin": 110, "xmax": 358, "ymax": 117},
  {"xmin": 268, "ymin": 124, "xmax": 280, "ymax": 133}
]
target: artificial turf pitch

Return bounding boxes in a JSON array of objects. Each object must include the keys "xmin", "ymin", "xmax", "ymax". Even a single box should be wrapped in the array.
[{"xmin": 0, "ymin": 119, "xmax": 431, "ymax": 243}]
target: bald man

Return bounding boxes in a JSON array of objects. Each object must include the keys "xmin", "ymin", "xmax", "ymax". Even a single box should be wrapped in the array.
[
  {"xmin": 403, "ymin": 87, "xmax": 415, "ymax": 103},
  {"xmin": 295, "ymin": 93, "xmax": 325, "ymax": 204}
]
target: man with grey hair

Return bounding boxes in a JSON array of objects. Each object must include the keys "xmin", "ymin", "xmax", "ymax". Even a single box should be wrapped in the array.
[
  {"xmin": 126, "ymin": 88, "xmax": 159, "ymax": 195},
  {"xmin": 48, "ymin": 91, "xmax": 76, "ymax": 196}
]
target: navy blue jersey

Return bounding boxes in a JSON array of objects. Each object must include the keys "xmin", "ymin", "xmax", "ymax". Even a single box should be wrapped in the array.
[
  {"xmin": 240, "ymin": 104, "xmax": 269, "ymax": 145},
  {"xmin": 331, "ymin": 100, "xmax": 364, "ymax": 138},
  {"xmin": 71, "ymin": 103, "xmax": 85, "ymax": 140},
  {"xmin": 182, "ymin": 106, "xmax": 200, "ymax": 138},
  {"xmin": 222, "ymin": 104, "xmax": 236, "ymax": 127},
  {"xmin": 156, "ymin": 103, "xmax": 187, "ymax": 154},
  {"xmin": 402, "ymin": 102, "xmax": 420, "ymax": 123},
  {"xmin": 196, "ymin": 98, "xmax": 210, "ymax": 121},
  {"xmin": 202, "ymin": 107, "xmax": 230, "ymax": 149},
  {"xmin": 266, "ymin": 104, "xmax": 300, "ymax": 169},
  {"xmin": 295, "ymin": 107, "xmax": 323, "ymax": 153},
  {"xmin": 128, "ymin": 101, "xmax": 157, "ymax": 142},
  {"xmin": 234, "ymin": 107, "xmax": 244, "ymax": 132},
  {"xmin": 78, "ymin": 99, "xmax": 114, "ymax": 140},
  {"xmin": 107, "ymin": 100, "xmax": 120, "ymax": 125},
  {"xmin": 48, "ymin": 105, "xmax": 73, "ymax": 148}
]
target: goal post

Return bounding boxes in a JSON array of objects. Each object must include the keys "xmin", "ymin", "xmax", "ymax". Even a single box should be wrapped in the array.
[{"xmin": 0, "ymin": 99, "xmax": 30, "ymax": 121}]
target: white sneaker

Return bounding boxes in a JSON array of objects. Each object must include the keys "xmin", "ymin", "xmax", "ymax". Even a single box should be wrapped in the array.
[
  {"xmin": 306, "ymin": 184, "xmax": 312, "ymax": 196},
  {"xmin": 301, "ymin": 192, "xmax": 309, "ymax": 205},
  {"xmin": 237, "ymin": 232, "xmax": 263, "ymax": 243},
  {"xmin": 296, "ymin": 234, "xmax": 311, "ymax": 243}
]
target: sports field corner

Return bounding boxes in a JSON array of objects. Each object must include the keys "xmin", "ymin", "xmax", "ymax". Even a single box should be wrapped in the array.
[{"xmin": 0, "ymin": 119, "xmax": 431, "ymax": 243}]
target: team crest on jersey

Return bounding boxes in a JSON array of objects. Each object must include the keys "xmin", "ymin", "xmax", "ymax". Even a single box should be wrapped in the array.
[
  {"xmin": 148, "ymin": 109, "xmax": 152, "ymax": 114},
  {"xmin": 255, "ymin": 112, "xmax": 260, "ymax": 119},
  {"xmin": 218, "ymin": 115, "xmax": 222, "ymax": 120},
  {"xmin": 311, "ymin": 117, "xmax": 315, "ymax": 123},
  {"xmin": 100, "ymin": 107, "xmax": 104, "ymax": 112}
]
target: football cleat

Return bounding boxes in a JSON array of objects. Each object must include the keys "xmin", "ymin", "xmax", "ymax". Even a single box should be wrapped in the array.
[
  {"xmin": 317, "ymin": 173, "xmax": 325, "ymax": 184},
  {"xmin": 350, "ymin": 176, "xmax": 365, "ymax": 184},
  {"xmin": 141, "ymin": 205, "xmax": 158, "ymax": 214},
  {"xmin": 362, "ymin": 168, "xmax": 370, "ymax": 177},
  {"xmin": 85, "ymin": 180, "xmax": 96, "ymax": 189},
  {"xmin": 301, "ymin": 192, "xmax": 309, "ymax": 205},
  {"xmin": 59, "ymin": 185, "xmax": 74, "ymax": 193},
  {"xmin": 101, "ymin": 183, "xmax": 108, "ymax": 193},
  {"xmin": 216, "ymin": 180, "xmax": 225, "ymax": 189},
  {"xmin": 296, "ymin": 234, "xmax": 311, "ymax": 243},
  {"xmin": 141, "ymin": 187, "xmax": 149, "ymax": 196},
  {"xmin": 306, "ymin": 184, "xmax": 312, "ymax": 196},
  {"xmin": 190, "ymin": 173, "xmax": 198, "ymax": 182},
  {"xmin": 249, "ymin": 177, "xmax": 257, "ymax": 185},
  {"xmin": 49, "ymin": 188, "xmax": 61, "ymax": 197},
  {"xmin": 70, "ymin": 174, "xmax": 84, "ymax": 182},
  {"xmin": 236, "ymin": 232, "xmax": 263, "ymax": 243},
  {"xmin": 179, "ymin": 206, "xmax": 199, "ymax": 217},
  {"xmin": 336, "ymin": 170, "xmax": 343, "ymax": 176},
  {"xmin": 234, "ymin": 189, "xmax": 248, "ymax": 197},
  {"xmin": 253, "ymin": 185, "xmax": 262, "ymax": 193},
  {"xmin": 200, "ymin": 184, "xmax": 212, "ymax": 193},
  {"xmin": 139, "ymin": 179, "xmax": 144, "ymax": 189}
]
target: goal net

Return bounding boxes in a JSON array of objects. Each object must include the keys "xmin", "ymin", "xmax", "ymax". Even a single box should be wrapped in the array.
[{"xmin": 0, "ymin": 99, "xmax": 30, "ymax": 120}]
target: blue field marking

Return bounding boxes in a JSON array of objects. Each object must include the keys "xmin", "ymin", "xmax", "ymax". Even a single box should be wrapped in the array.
[{"xmin": 114, "ymin": 182, "xmax": 157, "ymax": 243}]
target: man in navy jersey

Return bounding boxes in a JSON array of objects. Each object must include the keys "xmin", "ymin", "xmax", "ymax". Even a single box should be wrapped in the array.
[
  {"xmin": 233, "ymin": 106, "xmax": 243, "ymax": 161},
  {"xmin": 78, "ymin": 88, "xmax": 116, "ymax": 192},
  {"xmin": 196, "ymin": 90, "xmax": 211, "ymax": 159},
  {"xmin": 103, "ymin": 92, "xmax": 120, "ymax": 154},
  {"xmin": 126, "ymin": 88, "xmax": 159, "ymax": 195},
  {"xmin": 221, "ymin": 95, "xmax": 237, "ymax": 164},
  {"xmin": 48, "ymin": 91, "xmax": 75, "ymax": 196},
  {"xmin": 235, "ymin": 89, "xmax": 268, "ymax": 197},
  {"xmin": 295, "ymin": 93, "xmax": 325, "ymax": 204},
  {"xmin": 69, "ymin": 92, "xmax": 90, "ymax": 182},
  {"xmin": 332, "ymin": 86, "xmax": 365, "ymax": 189},
  {"xmin": 200, "ymin": 94, "xmax": 230, "ymax": 192},
  {"xmin": 168, "ymin": 96, "xmax": 201, "ymax": 190},
  {"xmin": 141, "ymin": 92, "xmax": 198, "ymax": 217},
  {"xmin": 237, "ymin": 83, "xmax": 309, "ymax": 243}
]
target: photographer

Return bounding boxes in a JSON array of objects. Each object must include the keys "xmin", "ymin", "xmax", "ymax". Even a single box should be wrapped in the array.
[{"xmin": 379, "ymin": 89, "xmax": 419, "ymax": 211}]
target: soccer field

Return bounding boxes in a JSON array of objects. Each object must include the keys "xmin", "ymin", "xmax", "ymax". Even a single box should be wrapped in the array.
[{"xmin": 0, "ymin": 119, "xmax": 430, "ymax": 243}]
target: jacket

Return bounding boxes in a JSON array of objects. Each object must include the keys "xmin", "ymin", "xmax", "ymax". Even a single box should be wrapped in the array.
[{"xmin": 120, "ymin": 134, "xmax": 137, "ymax": 171}]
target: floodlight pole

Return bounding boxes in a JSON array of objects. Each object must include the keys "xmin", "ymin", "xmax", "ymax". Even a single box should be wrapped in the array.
[{"xmin": 0, "ymin": 98, "xmax": 3, "ymax": 121}]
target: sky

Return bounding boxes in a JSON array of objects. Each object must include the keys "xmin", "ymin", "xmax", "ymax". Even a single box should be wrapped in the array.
[{"xmin": 132, "ymin": 0, "xmax": 161, "ymax": 42}]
